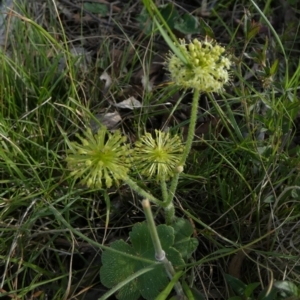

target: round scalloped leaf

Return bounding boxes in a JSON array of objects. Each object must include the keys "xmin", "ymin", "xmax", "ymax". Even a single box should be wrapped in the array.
[
  {"xmin": 100, "ymin": 239, "xmax": 140, "ymax": 300},
  {"xmin": 130, "ymin": 222, "xmax": 184, "ymax": 300},
  {"xmin": 100, "ymin": 222, "xmax": 185, "ymax": 300},
  {"xmin": 172, "ymin": 218, "xmax": 199, "ymax": 259},
  {"xmin": 137, "ymin": 247, "xmax": 183, "ymax": 300},
  {"xmin": 174, "ymin": 14, "xmax": 201, "ymax": 34},
  {"xmin": 130, "ymin": 222, "xmax": 174, "ymax": 255}
]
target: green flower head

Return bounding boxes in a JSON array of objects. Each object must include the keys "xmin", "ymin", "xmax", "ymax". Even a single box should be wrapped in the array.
[
  {"xmin": 66, "ymin": 127, "xmax": 131, "ymax": 189},
  {"xmin": 167, "ymin": 37, "xmax": 232, "ymax": 92},
  {"xmin": 133, "ymin": 130, "xmax": 184, "ymax": 181}
]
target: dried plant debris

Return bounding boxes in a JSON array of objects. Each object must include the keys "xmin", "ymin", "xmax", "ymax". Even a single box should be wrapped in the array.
[
  {"xmin": 114, "ymin": 97, "xmax": 142, "ymax": 110},
  {"xmin": 90, "ymin": 111, "xmax": 121, "ymax": 132}
]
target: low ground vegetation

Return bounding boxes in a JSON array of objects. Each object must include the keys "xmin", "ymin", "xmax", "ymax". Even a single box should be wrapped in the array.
[{"xmin": 0, "ymin": 0, "xmax": 300, "ymax": 299}]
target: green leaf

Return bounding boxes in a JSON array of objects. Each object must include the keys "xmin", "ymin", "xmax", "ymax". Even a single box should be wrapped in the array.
[
  {"xmin": 100, "ymin": 240, "xmax": 140, "ymax": 300},
  {"xmin": 174, "ymin": 14, "xmax": 201, "ymax": 34},
  {"xmin": 155, "ymin": 271, "xmax": 183, "ymax": 300},
  {"xmin": 269, "ymin": 59, "xmax": 279, "ymax": 76},
  {"xmin": 137, "ymin": 3, "xmax": 179, "ymax": 35},
  {"xmin": 142, "ymin": 0, "xmax": 188, "ymax": 65},
  {"xmin": 136, "ymin": 7, "xmax": 153, "ymax": 35},
  {"xmin": 244, "ymin": 282, "xmax": 261, "ymax": 297},
  {"xmin": 273, "ymin": 281, "xmax": 300, "ymax": 296},
  {"xmin": 153, "ymin": 18, "xmax": 188, "ymax": 65},
  {"xmin": 100, "ymin": 222, "xmax": 185, "ymax": 300},
  {"xmin": 258, "ymin": 286, "xmax": 278, "ymax": 300},
  {"xmin": 99, "ymin": 265, "xmax": 158, "ymax": 300},
  {"xmin": 224, "ymin": 274, "xmax": 247, "ymax": 296},
  {"xmin": 130, "ymin": 222, "xmax": 175, "ymax": 253},
  {"xmin": 172, "ymin": 218, "xmax": 198, "ymax": 259},
  {"xmin": 160, "ymin": 3, "xmax": 179, "ymax": 30},
  {"xmin": 83, "ymin": 3, "xmax": 108, "ymax": 16},
  {"xmin": 199, "ymin": 18, "xmax": 215, "ymax": 38},
  {"xmin": 182, "ymin": 281, "xmax": 205, "ymax": 300},
  {"xmin": 246, "ymin": 23, "xmax": 261, "ymax": 41},
  {"xmin": 131, "ymin": 223, "xmax": 184, "ymax": 300}
]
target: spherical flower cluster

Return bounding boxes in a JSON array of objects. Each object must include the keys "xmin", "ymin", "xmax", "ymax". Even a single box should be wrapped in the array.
[
  {"xmin": 167, "ymin": 38, "xmax": 232, "ymax": 92},
  {"xmin": 133, "ymin": 130, "xmax": 184, "ymax": 181},
  {"xmin": 66, "ymin": 127, "xmax": 131, "ymax": 189}
]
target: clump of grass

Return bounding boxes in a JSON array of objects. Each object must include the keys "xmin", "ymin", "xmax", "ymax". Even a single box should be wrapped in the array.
[{"xmin": 0, "ymin": 1, "xmax": 102, "ymax": 298}]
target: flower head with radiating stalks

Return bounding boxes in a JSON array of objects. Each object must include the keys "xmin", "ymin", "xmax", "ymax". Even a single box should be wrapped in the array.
[
  {"xmin": 133, "ymin": 130, "xmax": 184, "ymax": 181},
  {"xmin": 167, "ymin": 37, "xmax": 232, "ymax": 92},
  {"xmin": 66, "ymin": 127, "xmax": 132, "ymax": 189}
]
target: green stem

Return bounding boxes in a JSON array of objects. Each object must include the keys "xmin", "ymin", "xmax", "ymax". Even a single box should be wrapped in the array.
[
  {"xmin": 164, "ymin": 202, "xmax": 175, "ymax": 225},
  {"xmin": 103, "ymin": 190, "xmax": 111, "ymax": 241},
  {"xmin": 167, "ymin": 89, "xmax": 200, "ymax": 206},
  {"xmin": 142, "ymin": 199, "xmax": 165, "ymax": 259},
  {"xmin": 142, "ymin": 199, "xmax": 185, "ymax": 298},
  {"xmin": 161, "ymin": 176, "xmax": 176, "ymax": 224},
  {"xmin": 160, "ymin": 177, "xmax": 168, "ymax": 203},
  {"xmin": 180, "ymin": 89, "xmax": 200, "ymax": 165},
  {"xmin": 124, "ymin": 177, "xmax": 163, "ymax": 206},
  {"xmin": 125, "ymin": 177, "xmax": 175, "ymax": 223},
  {"xmin": 166, "ymin": 172, "xmax": 179, "ymax": 205}
]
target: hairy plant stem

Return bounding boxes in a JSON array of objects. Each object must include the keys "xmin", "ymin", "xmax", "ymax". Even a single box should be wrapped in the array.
[
  {"xmin": 166, "ymin": 89, "xmax": 200, "ymax": 213},
  {"xmin": 142, "ymin": 199, "xmax": 165, "ymax": 259},
  {"xmin": 160, "ymin": 177, "xmax": 176, "ymax": 224},
  {"xmin": 103, "ymin": 190, "xmax": 111, "ymax": 241},
  {"xmin": 180, "ymin": 89, "xmax": 200, "ymax": 165},
  {"xmin": 124, "ymin": 177, "xmax": 163, "ymax": 206},
  {"xmin": 127, "ymin": 90, "xmax": 200, "ymax": 224},
  {"xmin": 125, "ymin": 177, "xmax": 176, "ymax": 224},
  {"xmin": 164, "ymin": 202, "xmax": 176, "ymax": 225},
  {"xmin": 160, "ymin": 177, "xmax": 167, "ymax": 201},
  {"xmin": 142, "ymin": 199, "xmax": 185, "ymax": 299}
]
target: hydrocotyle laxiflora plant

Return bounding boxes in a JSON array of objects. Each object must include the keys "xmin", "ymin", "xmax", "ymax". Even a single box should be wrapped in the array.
[
  {"xmin": 166, "ymin": 37, "xmax": 232, "ymax": 163},
  {"xmin": 66, "ymin": 126, "xmax": 184, "ymax": 223},
  {"xmin": 164, "ymin": 37, "xmax": 232, "ymax": 216},
  {"xmin": 66, "ymin": 38, "xmax": 232, "ymax": 224}
]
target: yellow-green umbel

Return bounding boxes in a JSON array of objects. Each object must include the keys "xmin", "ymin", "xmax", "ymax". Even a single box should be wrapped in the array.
[
  {"xmin": 167, "ymin": 38, "xmax": 231, "ymax": 92},
  {"xmin": 133, "ymin": 130, "xmax": 184, "ymax": 181},
  {"xmin": 66, "ymin": 127, "xmax": 131, "ymax": 189}
]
